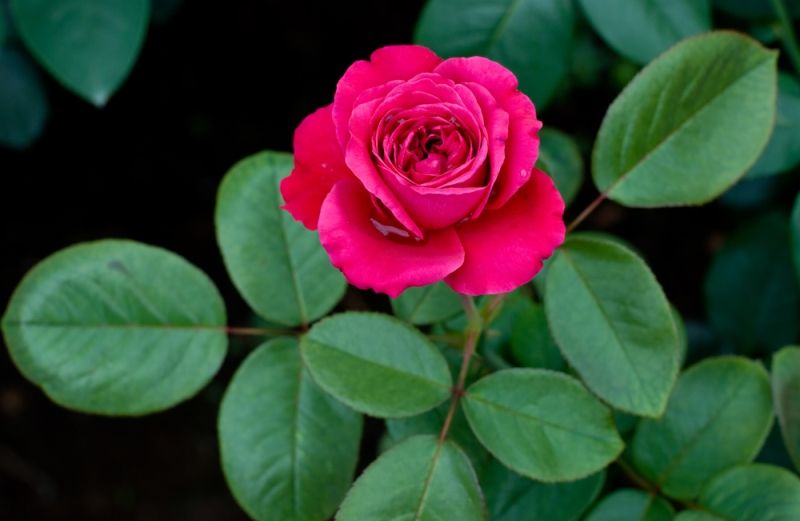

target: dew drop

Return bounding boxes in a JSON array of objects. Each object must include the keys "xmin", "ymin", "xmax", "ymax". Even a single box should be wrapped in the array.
[
  {"xmin": 370, "ymin": 218, "xmax": 411, "ymax": 238},
  {"xmin": 520, "ymin": 168, "xmax": 528, "ymax": 177}
]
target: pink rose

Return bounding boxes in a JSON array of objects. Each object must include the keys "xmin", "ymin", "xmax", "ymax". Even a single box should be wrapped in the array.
[{"xmin": 281, "ymin": 45, "xmax": 565, "ymax": 297}]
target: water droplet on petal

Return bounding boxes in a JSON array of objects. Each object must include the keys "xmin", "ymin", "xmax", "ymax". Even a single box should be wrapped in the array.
[
  {"xmin": 520, "ymin": 168, "xmax": 528, "ymax": 177},
  {"xmin": 370, "ymin": 218, "xmax": 411, "ymax": 239},
  {"xmin": 321, "ymin": 162, "xmax": 329, "ymax": 169}
]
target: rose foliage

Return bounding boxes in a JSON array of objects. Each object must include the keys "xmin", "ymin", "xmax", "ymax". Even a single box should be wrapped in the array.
[{"xmin": 3, "ymin": 1, "xmax": 800, "ymax": 521}]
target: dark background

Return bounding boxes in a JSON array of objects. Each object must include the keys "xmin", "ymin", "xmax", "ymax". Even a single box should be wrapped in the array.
[{"xmin": 1, "ymin": 1, "xmax": 798, "ymax": 520}]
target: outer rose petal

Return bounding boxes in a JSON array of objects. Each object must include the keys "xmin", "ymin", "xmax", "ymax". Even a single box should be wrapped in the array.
[
  {"xmin": 318, "ymin": 180, "xmax": 465, "ymax": 297},
  {"xmin": 445, "ymin": 168, "xmax": 565, "ymax": 295},
  {"xmin": 333, "ymin": 45, "xmax": 442, "ymax": 147},
  {"xmin": 436, "ymin": 57, "xmax": 542, "ymax": 208},
  {"xmin": 280, "ymin": 105, "xmax": 351, "ymax": 229}
]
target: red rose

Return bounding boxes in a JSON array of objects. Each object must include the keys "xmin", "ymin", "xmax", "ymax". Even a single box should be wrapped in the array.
[{"xmin": 281, "ymin": 45, "xmax": 565, "ymax": 296}]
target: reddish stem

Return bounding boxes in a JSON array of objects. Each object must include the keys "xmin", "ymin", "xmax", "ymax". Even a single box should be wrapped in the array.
[{"xmin": 566, "ymin": 192, "xmax": 607, "ymax": 234}]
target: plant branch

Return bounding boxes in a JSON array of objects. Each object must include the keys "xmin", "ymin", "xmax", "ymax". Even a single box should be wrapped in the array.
[
  {"xmin": 224, "ymin": 326, "xmax": 296, "ymax": 337},
  {"xmin": 773, "ymin": 0, "xmax": 800, "ymax": 78},
  {"xmin": 439, "ymin": 295, "xmax": 483, "ymax": 442},
  {"xmin": 566, "ymin": 191, "xmax": 607, "ymax": 234}
]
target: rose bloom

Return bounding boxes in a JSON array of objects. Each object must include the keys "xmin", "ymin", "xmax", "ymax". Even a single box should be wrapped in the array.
[{"xmin": 281, "ymin": 45, "xmax": 565, "ymax": 297}]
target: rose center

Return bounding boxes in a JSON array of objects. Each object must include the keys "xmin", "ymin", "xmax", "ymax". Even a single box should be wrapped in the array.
[{"xmin": 377, "ymin": 112, "xmax": 475, "ymax": 186}]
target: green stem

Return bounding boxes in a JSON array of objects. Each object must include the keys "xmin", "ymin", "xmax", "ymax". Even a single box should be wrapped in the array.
[
  {"xmin": 773, "ymin": 0, "xmax": 800, "ymax": 78},
  {"xmin": 439, "ymin": 295, "xmax": 483, "ymax": 442}
]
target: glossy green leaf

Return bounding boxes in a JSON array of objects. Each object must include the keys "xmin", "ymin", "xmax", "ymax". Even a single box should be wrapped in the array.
[
  {"xmin": 481, "ymin": 459, "xmax": 604, "ymax": 521},
  {"xmin": 593, "ymin": 31, "xmax": 777, "ymax": 206},
  {"xmin": 537, "ymin": 128, "xmax": 584, "ymax": 206},
  {"xmin": 391, "ymin": 282, "xmax": 462, "ymax": 325},
  {"xmin": 584, "ymin": 489, "xmax": 674, "ymax": 521},
  {"xmin": 773, "ymin": 346, "xmax": 800, "ymax": 470},
  {"xmin": 336, "ymin": 435, "xmax": 486, "ymax": 521},
  {"xmin": 1, "ymin": 240, "xmax": 227, "ymax": 415},
  {"xmin": 705, "ymin": 213, "xmax": 800, "ymax": 355},
  {"xmin": 414, "ymin": 0, "xmax": 576, "ymax": 108},
  {"xmin": 748, "ymin": 74, "xmax": 800, "ymax": 178},
  {"xmin": 301, "ymin": 313, "xmax": 452, "ymax": 418},
  {"xmin": 385, "ymin": 399, "xmax": 488, "ymax": 470},
  {"xmin": 219, "ymin": 338, "xmax": 362, "ymax": 521},
  {"xmin": 671, "ymin": 305, "xmax": 689, "ymax": 366},
  {"xmin": 462, "ymin": 368, "xmax": 623, "ymax": 481},
  {"xmin": 10, "ymin": 0, "xmax": 149, "ymax": 106},
  {"xmin": 544, "ymin": 234, "xmax": 680, "ymax": 416},
  {"xmin": 631, "ymin": 356, "xmax": 774, "ymax": 500},
  {"xmin": 698, "ymin": 464, "xmax": 800, "ymax": 520},
  {"xmin": 216, "ymin": 151, "xmax": 346, "ymax": 327},
  {"xmin": 510, "ymin": 301, "xmax": 564, "ymax": 371},
  {"xmin": 479, "ymin": 289, "xmax": 530, "ymax": 357},
  {"xmin": 0, "ymin": 48, "xmax": 48, "ymax": 149},
  {"xmin": 579, "ymin": 0, "xmax": 710, "ymax": 65}
]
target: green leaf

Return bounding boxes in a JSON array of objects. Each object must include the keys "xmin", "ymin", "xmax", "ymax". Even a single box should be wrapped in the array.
[
  {"xmin": 773, "ymin": 346, "xmax": 800, "ymax": 471},
  {"xmin": 336, "ymin": 435, "xmax": 486, "ymax": 521},
  {"xmin": 579, "ymin": 0, "xmax": 710, "ymax": 65},
  {"xmin": 391, "ymin": 282, "xmax": 462, "ymax": 325},
  {"xmin": 219, "ymin": 338, "xmax": 362, "ymax": 521},
  {"xmin": 301, "ymin": 313, "xmax": 452, "ymax": 418},
  {"xmin": 0, "ymin": 48, "xmax": 48, "ymax": 149},
  {"xmin": 704, "ymin": 213, "xmax": 800, "ymax": 355},
  {"xmin": 479, "ymin": 289, "xmax": 530, "ymax": 357},
  {"xmin": 385, "ymin": 399, "xmax": 489, "ymax": 470},
  {"xmin": 216, "ymin": 151, "xmax": 346, "ymax": 327},
  {"xmin": 510, "ymin": 301, "xmax": 564, "ymax": 371},
  {"xmin": 414, "ymin": 0, "xmax": 576, "ymax": 108},
  {"xmin": 481, "ymin": 459, "xmax": 604, "ymax": 521},
  {"xmin": 1, "ymin": 240, "xmax": 227, "ymax": 415},
  {"xmin": 592, "ymin": 31, "xmax": 777, "ymax": 207},
  {"xmin": 537, "ymin": 128, "xmax": 584, "ymax": 206},
  {"xmin": 671, "ymin": 304, "xmax": 688, "ymax": 366},
  {"xmin": 10, "ymin": 0, "xmax": 149, "ymax": 106},
  {"xmin": 544, "ymin": 233, "xmax": 680, "ymax": 416},
  {"xmin": 583, "ymin": 489, "xmax": 675, "ymax": 521},
  {"xmin": 462, "ymin": 368, "xmax": 623, "ymax": 481},
  {"xmin": 747, "ymin": 74, "xmax": 800, "ymax": 178},
  {"xmin": 630, "ymin": 356, "xmax": 774, "ymax": 500},
  {"xmin": 697, "ymin": 464, "xmax": 800, "ymax": 520}
]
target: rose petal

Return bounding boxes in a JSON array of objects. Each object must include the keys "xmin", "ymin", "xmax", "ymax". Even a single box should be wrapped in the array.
[
  {"xmin": 436, "ymin": 57, "xmax": 542, "ymax": 207},
  {"xmin": 333, "ymin": 45, "xmax": 442, "ymax": 148},
  {"xmin": 280, "ymin": 105, "xmax": 351, "ymax": 229},
  {"xmin": 380, "ymin": 169, "xmax": 488, "ymax": 229},
  {"xmin": 318, "ymin": 179, "xmax": 465, "ymax": 297},
  {"xmin": 445, "ymin": 168, "xmax": 565, "ymax": 295},
  {"xmin": 347, "ymin": 95, "xmax": 424, "ymax": 237}
]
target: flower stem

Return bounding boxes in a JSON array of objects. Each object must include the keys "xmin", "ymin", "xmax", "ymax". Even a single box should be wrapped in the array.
[
  {"xmin": 224, "ymin": 326, "xmax": 296, "ymax": 336},
  {"xmin": 773, "ymin": 0, "xmax": 800, "ymax": 78},
  {"xmin": 566, "ymin": 191, "xmax": 607, "ymax": 234},
  {"xmin": 439, "ymin": 295, "xmax": 483, "ymax": 442}
]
